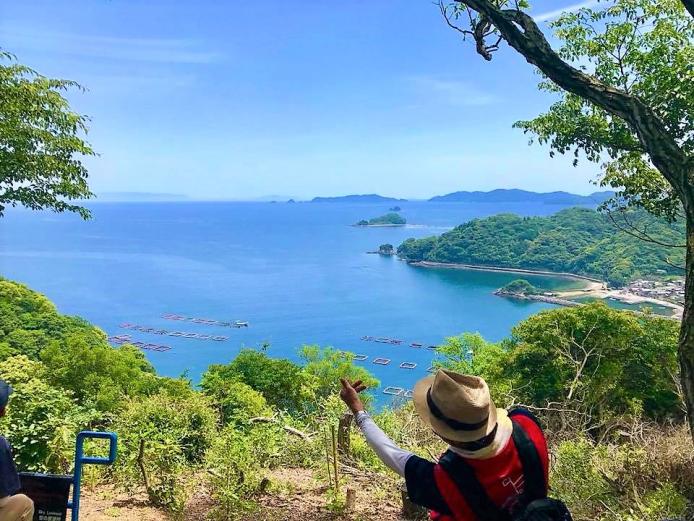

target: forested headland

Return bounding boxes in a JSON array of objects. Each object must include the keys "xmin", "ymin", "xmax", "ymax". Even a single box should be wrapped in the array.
[
  {"xmin": 397, "ymin": 208, "xmax": 684, "ymax": 286},
  {"xmin": 1, "ymin": 277, "xmax": 691, "ymax": 520},
  {"xmin": 355, "ymin": 212, "xmax": 407, "ymax": 226}
]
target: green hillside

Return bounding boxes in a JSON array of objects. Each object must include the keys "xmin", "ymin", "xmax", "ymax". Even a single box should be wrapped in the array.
[{"xmin": 397, "ymin": 208, "xmax": 684, "ymax": 286}]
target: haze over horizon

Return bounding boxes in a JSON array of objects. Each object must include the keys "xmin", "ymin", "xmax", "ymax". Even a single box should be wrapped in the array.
[{"xmin": 1, "ymin": 0, "xmax": 603, "ymax": 200}]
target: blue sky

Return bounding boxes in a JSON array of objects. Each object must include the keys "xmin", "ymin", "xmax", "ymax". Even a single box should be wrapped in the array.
[{"xmin": 0, "ymin": 0, "xmax": 601, "ymax": 200}]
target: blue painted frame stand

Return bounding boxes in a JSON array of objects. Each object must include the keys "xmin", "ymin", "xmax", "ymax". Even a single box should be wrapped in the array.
[{"xmin": 68, "ymin": 431, "xmax": 118, "ymax": 521}]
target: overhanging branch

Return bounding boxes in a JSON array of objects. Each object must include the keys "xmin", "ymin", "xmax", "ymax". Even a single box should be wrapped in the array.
[{"xmin": 454, "ymin": 0, "xmax": 691, "ymax": 202}]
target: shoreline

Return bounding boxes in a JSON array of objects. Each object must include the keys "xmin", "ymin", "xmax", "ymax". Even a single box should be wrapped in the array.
[
  {"xmin": 409, "ymin": 261, "xmax": 605, "ymax": 286},
  {"xmin": 408, "ymin": 260, "xmax": 683, "ymax": 318}
]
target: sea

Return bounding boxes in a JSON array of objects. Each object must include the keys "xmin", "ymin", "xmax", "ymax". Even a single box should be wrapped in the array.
[{"xmin": 0, "ymin": 200, "xmax": 625, "ymax": 402}]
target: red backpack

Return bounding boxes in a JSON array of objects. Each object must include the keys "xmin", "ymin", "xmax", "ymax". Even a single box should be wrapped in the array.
[{"xmin": 435, "ymin": 418, "xmax": 573, "ymax": 521}]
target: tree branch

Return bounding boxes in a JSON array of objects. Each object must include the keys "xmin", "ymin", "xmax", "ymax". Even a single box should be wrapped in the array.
[
  {"xmin": 605, "ymin": 208, "xmax": 686, "ymax": 248},
  {"xmin": 454, "ymin": 0, "xmax": 691, "ymax": 203},
  {"xmin": 248, "ymin": 416, "xmax": 314, "ymax": 440}
]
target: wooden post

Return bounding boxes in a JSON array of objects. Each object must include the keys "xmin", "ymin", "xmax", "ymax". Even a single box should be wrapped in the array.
[
  {"xmin": 345, "ymin": 488, "xmax": 356, "ymax": 512},
  {"xmin": 337, "ymin": 412, "xmax": 353, "ymax": 454},
  {"xmin": 330, "ymin": 424, "xmax": 339, "ymax": 493},
  {"xmin": 323, "ymin": 428, "xmax": 333, "ymax": 488}
]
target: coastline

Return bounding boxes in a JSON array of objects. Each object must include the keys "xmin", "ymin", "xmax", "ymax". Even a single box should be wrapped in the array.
[
  {"xmin": 409, "ymin": 260, "xmax": 605, "ymax": 285},
  {"xmin": 408, "ymin": 260, "xmax": 683, "ymax": 318}
]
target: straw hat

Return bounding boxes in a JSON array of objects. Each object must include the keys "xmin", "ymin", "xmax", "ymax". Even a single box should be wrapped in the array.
[{"xmin": 413, "ymin": 370, "xmax": 508, "ymax": 444}]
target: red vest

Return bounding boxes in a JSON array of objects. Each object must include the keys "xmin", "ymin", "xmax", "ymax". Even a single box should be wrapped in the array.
[{"xmin": 430, "ymin": 413, "xmax": 549, "ymax": 521}]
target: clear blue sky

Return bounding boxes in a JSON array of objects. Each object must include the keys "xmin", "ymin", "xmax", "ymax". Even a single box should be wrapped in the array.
[{"xmin": 0, "ymin": 0, "xmax": 601, "ymax": 200}]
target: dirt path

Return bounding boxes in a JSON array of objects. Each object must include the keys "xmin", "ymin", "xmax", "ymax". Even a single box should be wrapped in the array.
[{"xmin": 80, "ymin": 468, "xmax": 408, "ymax": 521}]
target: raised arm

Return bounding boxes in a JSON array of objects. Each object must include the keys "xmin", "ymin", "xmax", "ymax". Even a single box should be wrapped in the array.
[{"xmin": 339, "ymin": 379, "xmax": 414, "ymax": 476}]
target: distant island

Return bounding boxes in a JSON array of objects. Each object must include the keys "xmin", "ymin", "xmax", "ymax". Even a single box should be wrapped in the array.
[
  {"xmin": 494, "ymin": 279, "xmax": 583, "ymax": 308},
  {"xmin": 496, "ymin": 279, "xmax": 543, "ymax": 297},
  {"xmin": 93, "ymin": 192, "xmax": 189, "ymax": 202},
  {"xmin": 397, "ymin": 207, "xmax": 683, "ymax": 286},
  {"xmin": 312, "ymin": 194, "xmax": 407, "ymax": 203},
  {"xmin": 429, "ymin": 189, "xmax": 614, "ymax": 205},
  {"xmin": 355, "ymin": 213, "xmax": 407, "ymax": 227},
  {"xmin": 389, "ymin": 206, "xmax": 402, "ymax": 212}
]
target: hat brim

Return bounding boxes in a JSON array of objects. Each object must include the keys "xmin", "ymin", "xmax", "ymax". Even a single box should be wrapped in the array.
[{"xmin": 413, "ymin": 375, "xmax": 499, "ymax": 443}]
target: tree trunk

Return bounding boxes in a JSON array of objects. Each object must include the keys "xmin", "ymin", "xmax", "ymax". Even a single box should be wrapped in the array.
[{"xmin": 680, "ymin": 217, "xmax": 694, "ymax": 439}]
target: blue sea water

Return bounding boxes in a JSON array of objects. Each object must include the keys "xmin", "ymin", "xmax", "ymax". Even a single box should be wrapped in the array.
[{"xmin": 0, "ymin": 201, "xmax": 589, "ymax": 399}]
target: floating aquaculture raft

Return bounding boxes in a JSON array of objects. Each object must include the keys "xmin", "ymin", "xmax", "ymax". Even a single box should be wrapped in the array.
[
  {"xmin": 162, "ymin": 313, "xmax": 249, "ymax": 328},
  {"xmin": 120, "ymin": 323, "xmax": 228, "ymax": 341}
]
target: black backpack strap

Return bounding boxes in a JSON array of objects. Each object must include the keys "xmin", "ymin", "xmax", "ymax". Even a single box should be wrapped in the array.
[
  {"xmin": 438, "ymin": 451, "xmax": 509, "ymax": 521},
  {"xmin": 510, "ymin": 420, "xmax": 547, "ymax": 502}
]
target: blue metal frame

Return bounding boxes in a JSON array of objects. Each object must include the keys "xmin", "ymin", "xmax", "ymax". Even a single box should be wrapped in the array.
[{"xmin": 68, "ymin": 431, "xmax": 118, "ymax": 521}]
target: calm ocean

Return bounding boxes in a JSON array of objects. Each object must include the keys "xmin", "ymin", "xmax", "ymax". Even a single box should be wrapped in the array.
[{"xmin": 0, "ymin": 201, "xmax": 589, "ymax": 399}]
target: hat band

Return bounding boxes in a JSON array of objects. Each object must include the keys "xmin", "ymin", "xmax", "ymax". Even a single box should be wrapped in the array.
[{"xmin": 427, "ymin": 389, "xmax": 489, "ymax": 432}]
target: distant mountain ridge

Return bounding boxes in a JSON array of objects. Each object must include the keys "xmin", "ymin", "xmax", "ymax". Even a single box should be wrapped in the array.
[
  {"xmin": 429, "ymin": 189, "xmax": 614, "ymax": 204},
  {"xmin": 94, "ymin": 192, "xmax": 189, "ymax": 202},
  {"xmin": 311, "ymin": 194, "xmax": 407, "ymax": 203}
]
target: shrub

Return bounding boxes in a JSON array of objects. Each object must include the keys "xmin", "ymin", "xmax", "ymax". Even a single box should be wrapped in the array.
[
  {"xmin": 300, "ymin": 345, "xmax": 379, "ymax": 403},
  {"xmin": 201, "ymin": 378, "xmax": 272, "ymax": 425},
  {"xmin": 41, "ymin": 336, "xmax": 159, "ymax": 413},
  {"xmin": 551, "ymin": 433, "xmax": 690, "ymax": 521},
  {"xmin": 202, "ymin": 349, "xmax": 315, "ymax": 412},
  {"xmin": 112, "ymin": 392, "xmax": 217, "ymax": 514},
  {"xmin": 206, "ymin": 423, "xmax": 285, "ymax": 519},
  {"xmin": 0, "ymin": 356, "xmax": 94, "ymax": 472}
]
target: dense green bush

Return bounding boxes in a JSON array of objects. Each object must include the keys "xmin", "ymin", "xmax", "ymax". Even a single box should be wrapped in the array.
[
  {"xmin": 552, "ymin": 436, "xmax": 689, "ymax": 521},
  {"xmin": 300, "ymin": 345, "xmax": 379, "ymax": 402},
  {"xmin": 206, "ymin": 422, "xmax": 285, "ymax": 519},
  {"xmin": 112, "ymin": 391, "xmax": 217, "ymax": 514},
  {"xmin": 0, "ymin": 356, "xmax": 94, "ymax": 472},
  {"xmin": 0, "ymin": 279, "xmax": 105, "ymax": 362},
  {"xmin": 41, "ymin": 335, "xmax": 159, "ymax": 413},
  {"xmin": 202, "ymin": 349, "xmax": 315, "ymax": 412},
  {"xmin": 201, "ymin": 378, "xmax": 271, "ymax": 425}
]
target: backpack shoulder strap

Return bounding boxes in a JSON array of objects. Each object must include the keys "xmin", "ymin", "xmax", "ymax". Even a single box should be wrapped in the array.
[
  {"xmin": 437, "ymin": 451, "xmax": 508, "ymax": 521},
  {"xmin": 510, "ymin": 419, "xmax": 547, "ymax": 502},
  {"xmin": 508, "ymin": 407, "xmax": 543, "ymax": 431}
]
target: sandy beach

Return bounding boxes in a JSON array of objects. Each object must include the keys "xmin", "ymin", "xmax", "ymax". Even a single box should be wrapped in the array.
[{"xmin": 409, "ymin": 260, "xmax": 683, "ymax": 318}]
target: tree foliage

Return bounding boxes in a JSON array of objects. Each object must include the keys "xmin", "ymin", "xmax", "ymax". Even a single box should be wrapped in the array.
[
  {"xmin": 512, "ymin": 0, "xmax": 693, "ymax": 221},
  {"xmin": 498, "ymin": 279, "xmax": 542, "ymax": 296},
  {"xmin": 202, "ymin": 350, "xmax": 316, "ymax": 412},
  {"xmin": 440, "ymin": 0, "xmax": 694, "ymax": 437},
  {"xmin": 0, "ymin": 52, "xmax": 95, "ymax": 218},
  {"xmin": 436, "ymin": 303, "xmax": 682, "ymax": 431},
  {"xmin": 299, "ymin": 345, "xmax": 379, "ymax": 402},
  {"xmin": 0, "ymin": 356, "xmax": 95, "ymax": 472}
]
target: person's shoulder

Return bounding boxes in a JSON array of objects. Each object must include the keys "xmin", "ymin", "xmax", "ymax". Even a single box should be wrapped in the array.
[
  {"xmin": 404, "ymin": 454, "xmax": 451, "ymax": 515},
  {"xmin": 508, "ymin": 406, "xmax": 544, "ymax": 432},
  {"xmin": 0, "ymin": 435, "xmax": 10, "ymax": 452}
]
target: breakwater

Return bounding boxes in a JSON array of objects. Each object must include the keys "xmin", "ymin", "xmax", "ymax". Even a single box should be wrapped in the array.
[
  {"xmin": 493, "ymin": 291, "xmax": 581, "ymax": 307},
  {"xmin": 410, "ymin": 261, "xmax": 604, "ymax": 284}
]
